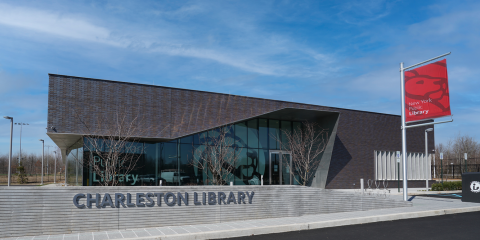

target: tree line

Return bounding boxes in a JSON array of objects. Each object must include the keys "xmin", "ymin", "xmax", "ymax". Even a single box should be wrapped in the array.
[
  {"xmin": 0, "ymin": 150, "xmax": 65, "ymax": 183},
  {"xmin": 434, "ymin": 133, "xmax": 480, "ymax": 177},
  {"xmin": 435, "ymin": 134, "xmax": 480, "ymax": 164}
]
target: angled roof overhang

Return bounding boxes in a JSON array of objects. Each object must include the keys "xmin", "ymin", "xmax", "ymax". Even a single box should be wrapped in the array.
[
  {"xmin": 253, "ymin": 107, "xmax": 339, "ymax": 122},
  {"xmin": 47, "ymin": 107, "xmax": 340, "ymax": 150}
]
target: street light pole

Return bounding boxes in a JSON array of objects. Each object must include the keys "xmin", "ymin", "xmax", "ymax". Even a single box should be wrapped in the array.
[
  {"xmin": 14, "ymin": 122, "xmax": 29, "ymax": 164},
  {"xmin": 440, "ymin": 152, "xmax": 444, "ymax": 184},
  {"xmin": 433, "ymin": 152, "xmax": 436, "ymax": 178},
  {"xmin": 451, "ymin": 163, "xmax": 454, "ymax": 179},
  {"xmin": 3, "ymin": 116, "xmax": 13, "ymax": 187},
  {"xmin": 39, "ymin": 139, "xmax": 44, "ymax": 185},
  {"xmin": 425, "ymin": 128, "xmax": 433, "ymax": 191},
  {"xmin": 45, "ymin": 145, "xmax": 53, "ymax": 182},
  {"xmin": 65, "ymin": 149, "xmax": 68, "ymax": 186},
  {"xmin": 53, "ymin": 151, "xmax": 57, "ymax": 183}
]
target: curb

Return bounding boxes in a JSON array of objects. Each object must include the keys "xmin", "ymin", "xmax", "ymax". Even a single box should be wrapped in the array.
[{"xmin": 118, "ymin": 206, "xmax": 480, "ymax": 240}]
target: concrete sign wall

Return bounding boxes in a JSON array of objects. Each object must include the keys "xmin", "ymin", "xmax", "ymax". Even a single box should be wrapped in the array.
[{"xmin": 0, "ymin": 186, "xmax": 411, "ymax": 238}]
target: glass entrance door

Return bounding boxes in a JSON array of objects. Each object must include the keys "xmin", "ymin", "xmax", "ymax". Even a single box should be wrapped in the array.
[
  {"xmin": 270, "ymin": 152, "xmax": 280, "ymax": 185},
  {"xmin": 269, "ymin": 151, "xmax": 292, "ymax": 185}
]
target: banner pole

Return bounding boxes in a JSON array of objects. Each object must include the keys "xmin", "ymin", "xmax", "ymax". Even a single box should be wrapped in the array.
[{"xmin": 400, "ymin": 62, "xmax": 408, "ymax": 201}]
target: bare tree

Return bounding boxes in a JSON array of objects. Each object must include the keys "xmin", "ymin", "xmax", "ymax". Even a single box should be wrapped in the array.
[
  {"xmin": 0, "ymin": 154, "xmax": 8, "ymax": 175},
  {"xmin": 191, "ymin": 125, "xmax": 240, "ymax": 185},
  {"xmin": 452, "ymin": 134, "xmax": 478, "ymax": 171},
  {"xmin": 77, "ymin": 108, "xmax": 155, "ymax": 186},
  {"xmin": 435, "ymin": 132, "xmax": 480, "ymax": 178},
  {"xmin": 276, "ymin": 121, "xmax": 328, "ymax": 186}
]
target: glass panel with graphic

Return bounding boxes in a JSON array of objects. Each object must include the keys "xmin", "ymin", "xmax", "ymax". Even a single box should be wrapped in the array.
[
  {"xmin": 179, "ymin": 143, "xmax": 195, "ymax": 186},
  {"xmin": 160, "ymin": 142, "xmax": 179, "ymax": 186},
  {"xmin": 259, "ymin": 119, "xmax": 269, "ymax": 149},
  {"xmin": 81, "ymin": 118, "xmax": 304, "ymax": 186},
  {"xmin": 259, "ymin": 149, "xmax": 268, "ymax": 185},
  {"xmin": 234, "ymin": 147, "xmax": 247, "ymax": 185},
  {"xmin": 247, "ymin": 119, "xmax": 258, "ymax": 148},
  {"xmin": 125, "ymin": 142, "xmax": 150, "ymax": 186},
  {"xmin": 235, "ymin": 122, "xmax": 247, "ymax": 147},
  {"xmin": 140, "ymin": 142, "xmax": 157, "ymax": 186}
]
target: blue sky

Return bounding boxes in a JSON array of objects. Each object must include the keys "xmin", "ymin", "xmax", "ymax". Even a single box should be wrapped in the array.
[{"xmin": 1, "ymin": 0, "xmax": 479, "ymax": 155}]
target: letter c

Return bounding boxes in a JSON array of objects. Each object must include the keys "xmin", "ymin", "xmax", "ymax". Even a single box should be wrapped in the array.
[{"xmin": 73, "ymin": 193, "xmax": 86, "ymax": 208}]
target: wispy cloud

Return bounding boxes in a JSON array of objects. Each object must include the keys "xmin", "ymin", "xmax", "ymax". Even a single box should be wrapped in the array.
[
  {"xmin": 0, "ymin": 2, "xmax": 336, "ymax": 78},
  {"xmin": 408, "ymin": 8, "xmax": 480, "ymax": 45},
  {"xmin": 335, "ymin": 0, "xmax": 395, "ymax": 25},
  {"xmin": 0, "ymin": 3, "xmax": 122, "ymax": 46}
]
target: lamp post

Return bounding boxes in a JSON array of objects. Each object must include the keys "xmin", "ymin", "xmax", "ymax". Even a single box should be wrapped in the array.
[
  {"xmin": 440, "ymin": 152, "xmax": 444, "ymax": 183},
  {"xmin": 14, "ymin": 122, "xmax": 29, "ymax": 164},
  {"xmin": 451, "ymin": 163, "xmax": 454, "ymax": 179},
  {"xmin": 464, "ymin": 153, "xmax": 468, "ymax": 173},
  {"xmin": 39, "ymin": 139, "xmax": 44, "ymax": 185},
  {"xmin": 3, "ymin": 116, "xmax": 13, "ymax": 187},
  {"xmin": 396, "ymin": 151, "xmax": 400, "ymax": 193},
  {"xmin": 432, "ymin": 150, "xmax": 436, "ymax": 178},
  {"xmin": 45, "ymin": 145, "xmax": 54, "ymax": 182},
  {"xmin": 425, "ymin": 128, "xmax": 433, "ymax": 191},
  {"xmin": 65, "ymin": 150, "xmax": 68, "ymax": 186},
  {"xmin": 53, "ymin": 151, "xmax": 57, "ymax": 183}
]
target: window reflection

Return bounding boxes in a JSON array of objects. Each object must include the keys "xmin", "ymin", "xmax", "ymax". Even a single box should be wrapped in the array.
[
  {"xmin": 269, "ymin": 120, "xmax": 279, "ymax": 149},
  {"xmin": 160, "ymin": 142, "xmax": 178, "ymax": 186},
  {"xmin": 247, "ymin": 119, "xmax": 258, "ymax": 148},
  {"xmin": 82, "ymin": 118, "xmax": 302, "ymax": 186},
  {"xmin": 281, "ymin": 121, "xmax": 291, "ymax": 150},
  {"xmin": 235, "ymin": 122, "xmax": 247, "ymax": 148},
  {"xmin": 179, "ymin": 144, "xmax": 195, "ymax": 185},
  {"xmin": 259, "ymin": 119, "xmax": 268, "ymax": 149}
]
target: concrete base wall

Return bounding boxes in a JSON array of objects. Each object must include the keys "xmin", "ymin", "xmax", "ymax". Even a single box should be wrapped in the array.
[{"xmin": 0, "ymin": 186, "xmax": 411, "ymax": 238}]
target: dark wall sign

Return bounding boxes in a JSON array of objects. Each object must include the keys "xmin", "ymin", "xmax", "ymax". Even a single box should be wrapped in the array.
[
  {"xmin": 73, "ymin": 191, "xmax": 255, "ymax": 208},
  {"xmin": 463, "ymin": 173, "xmax": 480, "ymax": 203}
]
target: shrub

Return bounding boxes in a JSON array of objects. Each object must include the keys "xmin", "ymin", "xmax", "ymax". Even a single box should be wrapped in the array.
[
  {"xmin": 431, "ymin": 181, "xmax": 462, "ymax": 191},
  {"xmin": 16, "ymin": 162, "xmax": 29, "ymax": 184}
]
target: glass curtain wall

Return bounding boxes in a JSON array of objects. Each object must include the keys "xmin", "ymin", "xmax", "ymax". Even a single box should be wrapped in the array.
[
  {"xmin": 66, "ymin": 139, "xmax": 83, "ymax": 186},
  {"xmin": 81, "ymin": 118, "xmax": 301, "ymax": 186}
]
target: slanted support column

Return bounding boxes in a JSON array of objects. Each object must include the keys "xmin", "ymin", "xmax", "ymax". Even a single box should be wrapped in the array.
[
  {"xmin": 311, "ymin": 113, "xmax": 340, "ymax": 188},
  {"xmin": 61, "ymin": 148, "xmax": 68, "ymax": 186}
]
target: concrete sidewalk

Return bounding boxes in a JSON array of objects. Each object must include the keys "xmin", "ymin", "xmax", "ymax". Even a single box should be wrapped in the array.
[{"xmin": 3, "ymin": 195, "xmax": 479, "ymax": 240}]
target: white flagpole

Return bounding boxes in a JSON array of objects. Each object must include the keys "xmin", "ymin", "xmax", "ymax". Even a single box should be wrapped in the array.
[
  {"xmin": 400, "ymin": 62, "xmax": 408, "ymax": 201},
  {"xmin": 399, "ymin": 52, "xmax": 451, "ymax": 201}
]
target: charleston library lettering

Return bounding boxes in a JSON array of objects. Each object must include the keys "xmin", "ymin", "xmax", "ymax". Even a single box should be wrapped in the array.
[{"xmin": 47, "ymin": 74, "xmax": 435, "ymax": 189}]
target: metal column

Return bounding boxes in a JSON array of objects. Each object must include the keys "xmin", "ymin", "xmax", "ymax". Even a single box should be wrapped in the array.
[{"xmin": 400, "ymin": 62, "xmax": 408, "ymax": 201}]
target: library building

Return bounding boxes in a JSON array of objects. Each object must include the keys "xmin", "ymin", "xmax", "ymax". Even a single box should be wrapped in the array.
[{"xmin": 47, "ymin": 74, "xmax": 435, "ymax": 189}]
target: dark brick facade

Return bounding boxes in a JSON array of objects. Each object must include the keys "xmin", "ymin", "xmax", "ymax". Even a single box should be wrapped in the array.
[{"xmin": 47, "ymin": 74, "xmax": 435, "ymax": 189}]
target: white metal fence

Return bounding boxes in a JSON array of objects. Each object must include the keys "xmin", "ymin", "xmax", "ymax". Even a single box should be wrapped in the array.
[{"xmin": 374, "ymin": 150, "xmax": 431, "ymax": 180}]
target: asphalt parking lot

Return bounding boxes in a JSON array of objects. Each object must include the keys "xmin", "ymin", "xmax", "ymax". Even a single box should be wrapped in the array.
[{"xmin": 222, "ymin": 211, "xmax": 480, "ymax": 240}]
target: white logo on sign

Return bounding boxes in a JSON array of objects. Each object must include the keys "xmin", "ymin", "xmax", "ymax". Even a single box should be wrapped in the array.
[{"xmin": 470, "ymin": 181, "xmax": 480, "ymax": 193}]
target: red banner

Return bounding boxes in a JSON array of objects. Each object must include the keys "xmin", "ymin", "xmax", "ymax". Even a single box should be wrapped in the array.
[{"xmin": 405, "ymin": 59, "xmax": 451, "ymax": 122}]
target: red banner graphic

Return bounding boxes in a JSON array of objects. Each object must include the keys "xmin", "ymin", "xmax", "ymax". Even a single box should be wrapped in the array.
[{"xmin": 405, "ymin": 59, "xmax": 451, "ymax": 122}]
